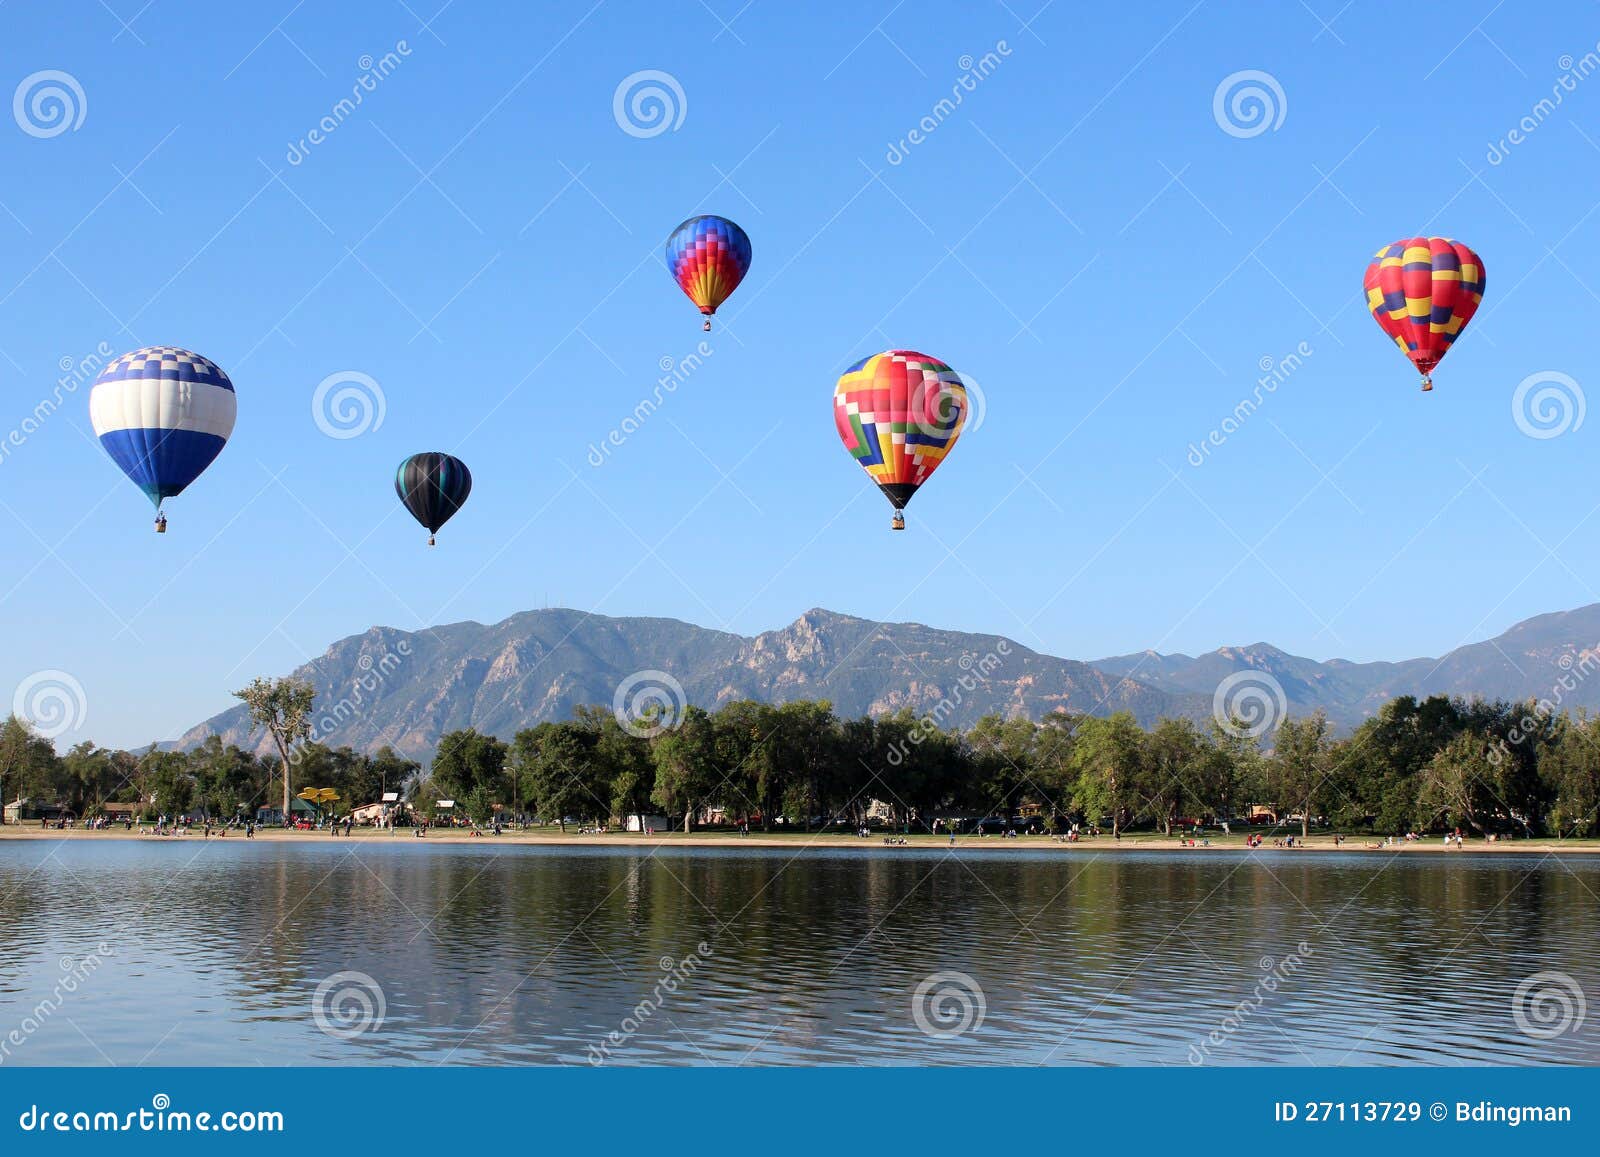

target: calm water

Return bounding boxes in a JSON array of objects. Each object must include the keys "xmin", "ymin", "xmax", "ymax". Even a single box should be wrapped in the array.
[{"xmin": 0, "ymin": 838, "xmax": 1596, "ymax": 1066}]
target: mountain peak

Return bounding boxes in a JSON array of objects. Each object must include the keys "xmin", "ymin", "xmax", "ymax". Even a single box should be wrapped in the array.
[{"xmin": 174, "ymin": 602, "xmax": 1600, "ymax": 761}]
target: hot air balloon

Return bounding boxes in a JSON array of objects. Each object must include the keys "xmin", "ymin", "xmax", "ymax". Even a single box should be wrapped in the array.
[
  {"xmin": 88, "ymin": 346, "xmax": 236, "ymax": 532},
  {"xmin": 833, "ymin": 350, "xmax": 968, "ymax": 531},
  {"xmin": 665, "ymin": 214, "xmax": 751, "ymax": 331},
  {"xmin": 396, "ymin": 452, "xmax": 471, "ymax": 546},
  {"xmin": 1363, "ymin": 237, "xmax": 1485, "ymax": 392}
]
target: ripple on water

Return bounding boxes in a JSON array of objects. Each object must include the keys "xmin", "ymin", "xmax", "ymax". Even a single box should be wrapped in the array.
[{"xmin": 0, "ymin": 842, "xmax": 1597, "ymax": 1065}]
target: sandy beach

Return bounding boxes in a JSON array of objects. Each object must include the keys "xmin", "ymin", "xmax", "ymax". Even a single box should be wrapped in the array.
[{"xmin": 3, "ymin": 826, "xmax": 1596, "ymax": 854}]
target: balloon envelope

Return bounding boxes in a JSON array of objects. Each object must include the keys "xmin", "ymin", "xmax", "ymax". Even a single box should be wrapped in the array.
[
  {"xmin": 1363, "ymin": 237, "xmax": 1485, "ymax": 385},
  {"xmin": 396, "ymin": 452, "xmax": 472, "ymax": 538},
  {"xmin": 665, "ymin": 214, "xmax": 751, "ymax": 319},
  {"xmin": 88, "ymin": 347, "xmax": 236, "ymax": 508},
  {"xmin": 833, "ymin": 350, "xmax": 968, "ymax": 519}
]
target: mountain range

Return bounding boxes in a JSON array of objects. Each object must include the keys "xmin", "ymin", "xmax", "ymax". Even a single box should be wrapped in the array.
[{"xmin": 174, "ymin": 603, "xmax": 1600, "ymax": 761}]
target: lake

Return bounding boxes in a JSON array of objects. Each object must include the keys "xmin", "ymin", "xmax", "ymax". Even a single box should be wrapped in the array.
[{"xmin": 1, "ymin": 839, "xmax": 1595, "ymax": 1066}]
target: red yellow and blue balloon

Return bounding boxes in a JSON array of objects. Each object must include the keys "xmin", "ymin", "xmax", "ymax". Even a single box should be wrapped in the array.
[
  {"xmin": 1363, "ymin": 237, "xmax": 1485, "ymax": 392},
  {"xmin": 834, "ymin": 350, "xmax": 968, "ymax": 531},
  {"xmin": 665, "ymin": 214, "xmax": 751, "ymax": 331}
]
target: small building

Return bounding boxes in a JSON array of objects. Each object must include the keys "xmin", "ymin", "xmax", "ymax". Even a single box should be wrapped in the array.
[
  {"xmin": 4, "ymin": 798, "xmax": 73, "ymax": 825},
  {"xmin": 626, "ymin": 814, "xmax": 671, "ymax": 833},
  {"xmin": 101, "ymin": 802, "xmax": 140, "ymax": 821},
  {"xmin": 256, "ymin": 798, "xmax": 318, "ymax": 826},
  {"xmin": 350, "ymin": 799, "xmax": 410, "ymax": 825}
]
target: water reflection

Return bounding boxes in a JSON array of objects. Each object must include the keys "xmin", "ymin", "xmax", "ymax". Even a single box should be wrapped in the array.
[{"xmin": 0, "ymin": 840, "xmax": 1595, "ymax": 1066}]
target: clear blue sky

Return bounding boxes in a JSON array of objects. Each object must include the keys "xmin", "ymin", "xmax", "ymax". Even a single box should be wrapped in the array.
[{"xmin": 4, "ymin": 1, "xmax": 1599, "ymax": 751}]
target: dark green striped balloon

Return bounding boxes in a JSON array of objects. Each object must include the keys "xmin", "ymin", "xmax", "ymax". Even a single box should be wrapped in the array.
[{"xmin": 395, "ymin": 452, "xmax": 472, "ymax": 546}]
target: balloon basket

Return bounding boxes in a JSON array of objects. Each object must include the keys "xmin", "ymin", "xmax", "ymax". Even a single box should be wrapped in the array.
[
  {"xmin": 154, "ymin": 515, "xmax": 167, "ymax": 534},
  {"xmin": 428, "ymin": 535, "xmax": 436, "ymax": 547},
  {"xmin": 891, "ymin": 513, "xmax": 905, "ymax": 531},
  {"xmin": 702, "ymin": 319, "xmax": 712, "ymax": 332},
  {"xmin": 1421, "ymin": 377, "xmax": 1433, "ymax": 392}
]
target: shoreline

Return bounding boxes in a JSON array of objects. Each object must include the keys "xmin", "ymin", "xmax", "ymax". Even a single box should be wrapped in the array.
[{"xmin": 2, "ymin": 827, "xmax": 1596, "ymax": 854}]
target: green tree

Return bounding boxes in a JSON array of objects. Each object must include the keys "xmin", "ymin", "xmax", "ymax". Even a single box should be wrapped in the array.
[
  {"xmin": 1141, "ymin": 717, "xmax": 1208, "ymax": 834},
  {"xmin": 511, "ymin": 722, "xmax": 594, "ymax": 831},
  {"xmin": 1541, "ymin": 714, "xmax": 1600, "ymax": 836},
  {"xmin": 431, "ymin": 729, "xmax": 508, "ymax": 806},
  {"xmin": 651, "ymin": 705, "xmax": 718, "ymax": 832},
  {"xmin": 1071, "ymin": 713, "xmax": 1145, "ymax": 836},
  {"xmin": 1270, "ymin": 712, "xmax": 1334, "ymax": 838},
  {"xmin": 1415, "ymin": 730, "xmax": 1501, "ymax": 834},
  {"xmin": 0, "ymin": 715, "xmax": 64, "ymax": 809},
  {"xmin": 234, "ymin": 677, "xmax": 316, "ymax": 819}
]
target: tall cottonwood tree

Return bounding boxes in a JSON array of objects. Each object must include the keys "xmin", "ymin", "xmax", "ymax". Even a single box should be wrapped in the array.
[{"xmin": 234, "ymin": 677, "xmax": 316, "ymax": 819}]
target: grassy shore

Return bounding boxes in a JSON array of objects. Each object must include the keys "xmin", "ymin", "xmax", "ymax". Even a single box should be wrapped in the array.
[{"xmin": 3, "ymin": 825, "xmax": 1599, "ymax": 853}]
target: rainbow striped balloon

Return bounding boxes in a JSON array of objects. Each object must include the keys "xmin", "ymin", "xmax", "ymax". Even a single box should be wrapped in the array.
[
  {"xmin": 665, "ymin": 215, "xmax": 751, "ymax": 330},
  {"xmin": 833, "ymin": 350, "xmax": 968, "ymax": 530},
  {"xmin": 1363, "ymin": 237, "xmax": 1485, "ymax": 391}
]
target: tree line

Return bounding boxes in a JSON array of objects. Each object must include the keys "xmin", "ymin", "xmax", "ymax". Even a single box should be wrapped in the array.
[
  {"xmin": 405, "ymin": 692, "xmax": 1600, "ymax": 837},
  {"xmin": 0, "ymin": 718, "xmax": 419, "ymax": 823},
  {"xmin": 5, "ymin": 690, "xmax": 1600, "ymax": 837}
]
